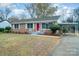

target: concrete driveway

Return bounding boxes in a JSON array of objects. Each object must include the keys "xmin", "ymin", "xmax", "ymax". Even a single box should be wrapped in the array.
[{"xmin": 49, "ymin": 35, "xmax": 79, "ymax": 56}]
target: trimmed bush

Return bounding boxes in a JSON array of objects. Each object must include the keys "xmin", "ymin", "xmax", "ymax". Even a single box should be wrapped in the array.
[{"xmin": 50, "ymin": 23, "xmax": 61, "ymax": 34}]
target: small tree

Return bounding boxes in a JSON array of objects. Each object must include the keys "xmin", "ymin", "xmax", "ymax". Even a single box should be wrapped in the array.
[{"xmin": 50, "ymin": 23, "xmax": 60, "ymax": 34}]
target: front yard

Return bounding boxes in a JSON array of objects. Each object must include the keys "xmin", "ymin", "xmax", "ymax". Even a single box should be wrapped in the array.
[{"xmin": 0, "ymin": 33, "xmax": 60, "ymax": 56}]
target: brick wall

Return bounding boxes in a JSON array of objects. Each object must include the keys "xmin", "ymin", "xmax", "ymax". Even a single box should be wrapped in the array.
[{"xmin": 12, "ymin": 23, "xmax": 29, "ymax": 34}]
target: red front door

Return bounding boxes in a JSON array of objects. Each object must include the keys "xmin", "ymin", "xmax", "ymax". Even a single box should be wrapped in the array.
[{"xmin": 36, "ymin": 23, "xmax": 40, "ymax": 31}]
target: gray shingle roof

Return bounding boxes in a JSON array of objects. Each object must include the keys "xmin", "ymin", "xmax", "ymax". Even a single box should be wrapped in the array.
[{"xmin": 9, "ymin": 16, "xmax": 60, "ymax": 24}]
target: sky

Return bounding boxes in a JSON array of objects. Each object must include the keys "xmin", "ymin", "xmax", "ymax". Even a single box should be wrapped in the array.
[
  {"xmin": 0, "ymin": 3, "xmax": 79, "ymax": 28},
  {"xmin": 61, "ymin": 3, "xmax": 79, "ymax": 9}
]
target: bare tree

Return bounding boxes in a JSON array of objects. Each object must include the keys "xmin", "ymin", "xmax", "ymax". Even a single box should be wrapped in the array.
[
  {"xmin": 0, "ymin": 9, "xmax": 4, "ymax": 22},
  {"xmin": 24, "ymin": 3, "xmax": 57, "ymax": 18},
  {"xmin": 35, "ymin": 3, "xmax": 57, "ymax": 18},
  {"xmin": 74, "ymin": 8, "xmax": 79, "ymax": 21},
  {"xmin": 4, "ymin": 7, "xmax": 11, "ymax": 20},
  {"xmin": 0, "ymin": 3, "xmax": 12, "ymax": 22},
  {"xmin": 24, "ymin": 3, "xmax": 36, "ymax": 18},
  {"xmin": 0, "ymin": 7, "xmax": 11, "ymax": 22}
]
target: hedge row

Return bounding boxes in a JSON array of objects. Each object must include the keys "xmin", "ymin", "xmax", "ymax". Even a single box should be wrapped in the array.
[{"xmin": 0, "ymin": 27, "xmax": 11, "ymax": 33}]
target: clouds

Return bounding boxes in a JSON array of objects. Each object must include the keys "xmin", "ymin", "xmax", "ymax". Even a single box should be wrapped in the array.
[
  {"xmin": 4, "ymin": 4, "xmax": 31, "ymax": 19},
  {"xmin": 54, "ymin": 4, "xmax": 69, "ymax": 15},
  {"xmin": 0, "ymin": 3, "xmax": 76, "ymax": 20},
  {"xmin": 8, "ymin": 9, "xmax": 26, "ymax": 18},
  {"xmin": 8, "ymin": 9, "xmax": 31, "ymax": 19},
  {"xmin": 7, "ymin": 4, "xmax": 17, "ymax": 10},
  {"xmin": 54, "ymin": 3, "xmax": 74, "ymax": 17},
  {"xmin": 0, "ymin": 3, "xmax": 11, "ymax": 7},
  {"xmin": 12, "ymin": 9, "xmax": 25, "ymax": 15},
  {"xmin": 54, "ymin": 4, "xmax": 74, "ymax": 23}
]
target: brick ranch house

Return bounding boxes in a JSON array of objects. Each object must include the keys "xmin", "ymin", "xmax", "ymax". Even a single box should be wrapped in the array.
[{"xmin": 9, "ymin": 16, "xmax": 60, "ymax": 34}]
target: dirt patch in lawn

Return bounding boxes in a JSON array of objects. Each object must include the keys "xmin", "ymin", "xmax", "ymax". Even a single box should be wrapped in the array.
[{"xmin": 0, "ymin": 33, "xmax": 60, "ymax": 56}]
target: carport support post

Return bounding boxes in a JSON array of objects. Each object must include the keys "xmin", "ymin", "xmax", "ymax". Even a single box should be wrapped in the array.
[{"xmin": 75, "ymin": 23, "xmax": 78, "ymax": 36}]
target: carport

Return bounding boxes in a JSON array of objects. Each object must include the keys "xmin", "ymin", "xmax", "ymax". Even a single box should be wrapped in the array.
[{"xmin": 59, "ymin": 22, "xmax": 78, "ymax": 36}]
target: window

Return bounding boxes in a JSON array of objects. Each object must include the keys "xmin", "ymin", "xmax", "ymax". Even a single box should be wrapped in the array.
[
  {"xmin": 42, "ymin": 23, "xmax": 52, "ymax": 29},
  {"xmin": 27, "ymin": 23, "xmax": 33, "ymax": 29},
  {"xmin": 42, "ymin": 23, "xmax": 49, "ymax": 29},
  {"xmin": 14, "ymin": 24, "xmax": 19, "ymax": 29}
]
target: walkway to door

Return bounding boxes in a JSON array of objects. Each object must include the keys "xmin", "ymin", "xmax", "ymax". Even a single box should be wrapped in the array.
[{"xmin": 49, "ymin": 35, "xmax": 79, "ymax": 56}]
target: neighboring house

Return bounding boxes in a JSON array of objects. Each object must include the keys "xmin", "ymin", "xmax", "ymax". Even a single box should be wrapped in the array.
[{"xmin": 9, "ymin": 16, "xmax": 60, "ymax": 33}]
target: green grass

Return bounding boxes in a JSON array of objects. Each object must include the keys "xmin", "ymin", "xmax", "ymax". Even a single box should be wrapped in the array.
[{"xmin": 0, "ymin": 33, "xmax": 60, "ymax": 56}]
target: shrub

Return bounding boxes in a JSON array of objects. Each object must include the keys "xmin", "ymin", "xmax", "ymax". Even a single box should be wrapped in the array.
[
  {"xmin": 5, "ymin": 26, "xmax": 11, "ymax": 33},
  {"xmin": 50, "ymin": 23, "xmax": 61, "ymax": 34},
  {"xmin": 5, "ymin": 26, "xmax": 11, "ymax": 30},
  {"xmin": 0, "ymin": 28, "xmax": 4, "ymax": 32}
]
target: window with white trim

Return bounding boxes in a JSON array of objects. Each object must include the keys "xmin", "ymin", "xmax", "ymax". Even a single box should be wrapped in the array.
[
  {"xmin": 42, "ymin": 23, "xmax": 49, "ymax": 29},
  {"xmin": 27, "ymin": 23, "xmax": 33, "ymax": 29},
  {"xmin": 42, "ymin": 23, "xmax": 52, "ymax": 29},
  {"xmin": 14, "ymin": 24, "xmax": 19, "ymax": 29}
]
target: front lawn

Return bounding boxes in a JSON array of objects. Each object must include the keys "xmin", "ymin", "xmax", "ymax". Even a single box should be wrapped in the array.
[{"xmin": 0, "ymin": 33, "xmax": 60, "ymax": 56}]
